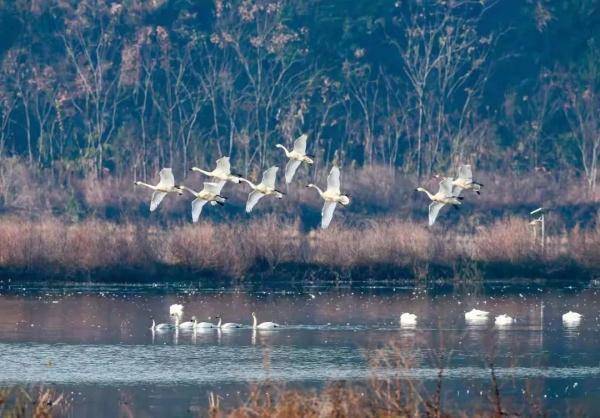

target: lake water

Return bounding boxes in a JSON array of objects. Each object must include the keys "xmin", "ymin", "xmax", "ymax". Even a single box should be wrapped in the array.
[{"xmin": 0, "ymin": 279, "xmax": 598, "ymax": 416}]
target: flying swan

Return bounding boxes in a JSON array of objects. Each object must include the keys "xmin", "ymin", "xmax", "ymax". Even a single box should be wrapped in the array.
[
  {"xmin": 276, "ymin": 134, "xmax": 314, "ymax": 183},
  {"xmin": 190, "ymin": 156, "xmax": 242, "ymax": 187},
  {"xmin": 134, "ymin": 168, "xmax": 183, "ymax": 211},
  {"xmin": 416, "ymin": 177, "xmax": 463, "ymax": 226},
  {"xmin": 239, "ymin": 166, "xmax": 285, "ymax": 213},
  {"xmin": 252, "ymin": 312, "xmax": 279, "ymax": 329},
  {"xmin": 306, "ymin": 166, "xmax": 350, "ymax": 229},
  {"xmin": 178, "ymin": 182, "xmax": 227, "ymax": 222}
]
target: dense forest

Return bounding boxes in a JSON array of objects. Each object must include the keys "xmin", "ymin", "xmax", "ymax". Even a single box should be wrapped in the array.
[{"xmin": 0, "ymin": 0, "xmax": 598, "ymax": 221}]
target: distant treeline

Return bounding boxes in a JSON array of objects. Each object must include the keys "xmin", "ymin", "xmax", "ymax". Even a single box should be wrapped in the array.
[{"xmin": 0, "ymin": 0, "xmax": 598, "ymax": 192}]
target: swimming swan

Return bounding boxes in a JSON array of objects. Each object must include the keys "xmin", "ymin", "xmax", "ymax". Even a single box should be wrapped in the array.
[
  {"xmin": 169, "ymin": 304, "xmax": 184, "ymax": 318},
  {"xmin": 276, "ymin": 134, "xmax": 314, "ymax": 183},
  {"xmin": 195, "ymin": 318, "xmax": 216, "ymax": 329},
  {"xmin": 494, "ymin": 314, "xmax": 514, "ymax": 326},
  {"xmin": 134, "ymin": 168, "xmax": 183, "ymax": 211},
  {"xmin": 252, "ymin": 312, "xmax": 279, "ymax": 329},
  {"xmin": 216, "ymin": 316, "xmax": 242, "ymax": 329},
  {"xmin": 150, "ymin": 318, "xmax": 173, "ymax": 331},
  {"xmin": 178, "ymin": 182, "xmax": 227, "ymax": 222},
  {"xmin": 465, "ymin": 309, "xmax": 489, "ymax": 321},
  {"xmin": 562, "ymin": 311, "xmax": 582, "ymax": 323},
  {"xmin": 415, "ymin": 177, "xmax": 463, "ymax": 226},
  {"xmin": 179, "ymin": 316, "xmax": 197, "ymax": 330},
  {"xmin": 239, "ymin": 166, "xmax": 285, "ymax": 213},
  {"xmin": 190, "ymin": 156, "xmax": 242, "ymax": 185},
  {"xmin": 400, "ymin": 313, "xmax": 417, "ymax": 326},
  {"xmin": 306, "ymin": 166, "xmax": 350, "ymax": 229}
]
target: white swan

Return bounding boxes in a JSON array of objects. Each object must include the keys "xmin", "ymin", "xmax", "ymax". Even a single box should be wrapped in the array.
[
  {"xmin": 239, "ymin": 166, "xmax": 285, "ymax": 213},
  {"xmin": 195, "ymin": 318, "xmax": 216, "ymax": 329},
  {"xmin": 465, "ymin": 309, "xmax": 489, "ymax": 321},
  {"xmin": 169, "ymin": 304, "xmax": 184, "ymax": 318},
  {"xmin": 216, "ymin": 316, "xmax": 242, "ymax": 329},
  {"xmin": 562, "ymin": 311, "xmax": 582, "ymax": 323},
  {"xmin": 134, "ymin": 168, "xmax": 183, "ymax": 211},
  {"xmin": 178, "ymin": 182, "xmax": 227, "ymax": 222},
  {"xmin": 179, "ymin": 316, "xmax": 197, "ymax": 330},
  {"xmin": 440, "ymin": 164, "xmax": 483, "ymax": 196},
  {"xmin": 494, "ymin": 314, "xmax": 514, "ymax": 326},
  {"xmin": 400, "ymin": 313, "xmax": 417, "ymax": 326},
  {"xmin": 275, "ymin": 134, "xmax": 314, "ymax": 183},
  {"xmin": 416, "ymin": 177, "xmax": 463, "ymax": 226},
  {"xmin": 252, "ymin": 312, "xmax": 279, "ymax": 329},
  {"xmin": 191, "ymin": 156, "xmax": 241, "ymax": 185},
  {"xmin": 306, "ymin": 166, "xmax": 351, "ymax": 229},
  {"xmin": 150, "ymin": 318, "xmax": 173, "ymax": 331}
]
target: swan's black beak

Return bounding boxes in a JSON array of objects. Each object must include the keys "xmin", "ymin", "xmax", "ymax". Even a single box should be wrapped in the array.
[
  {"xmin": 275, "ymin": 189, "xmax": 285, "ymax": 195},
  {"xmin": 189, "ymin": 168, "xmax": 193, "ymax": 171}
]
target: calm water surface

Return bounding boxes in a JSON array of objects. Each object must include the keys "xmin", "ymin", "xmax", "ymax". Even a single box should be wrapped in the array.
[{"xmin": 0, "ymin": 279, "xmax": 599, "ymax": 416}]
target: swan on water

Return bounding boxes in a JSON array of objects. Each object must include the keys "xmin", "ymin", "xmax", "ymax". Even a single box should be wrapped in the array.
[
  {"xmin": 275, "ymin": 134, "xmax": 314, "ymax": 184},
  {"xmin": 150, "ymin": 318, "xmax": 173, "ymax": 331},
  {"xmin": 190, "ymin": 156, "xmax": 242, "ymax": 185},
  {"xmin": 239, "ymin": 166, "xmax": 285, "ymax": 213},
  {"xmin": 416, "ymin": 177, "xmax": 463, "ymax": 226},
  {"xmin": 306, "ymin": 166, "xmax": 350, "ymax": 229},
  {"xmin": 562, "ymin": 311, "xmax": 582, "ymax": 323},
  {"xmin": 134, "ymin": 168, "xmax": 183, "ymax": 211},
  {"xmin": 465, "ymin": 309, "xmax": 489, "ymax": 321},
  {"xmin": 400, "ymin": 313, "xmax": 417, "ymax": 326},
  {"xmin": 216, "ymin": 316, "xmax": 242, "ymax": 329},
  {"xmin": 179, "ymin": 316, "xmax": 197, "ymax": 330},
  {"xmin": 195, "ymin": 318, "xmax": 216, "ymax": 329},
  {"xmin": 178, "ymin": 182, "xmax": 227, "ymax": 222},
  {"xmin": 494, "ymin": 314, "xmax": 514, "ymax": 326},
  {"xmin": 252, "ymin": 312, "xmax": 279, "ymax": 329}
]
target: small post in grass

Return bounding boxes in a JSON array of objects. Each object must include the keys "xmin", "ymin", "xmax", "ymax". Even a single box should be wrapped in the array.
[{"xmin": 529, "ymin": 207, "xmax": 545, "ymax": 253}]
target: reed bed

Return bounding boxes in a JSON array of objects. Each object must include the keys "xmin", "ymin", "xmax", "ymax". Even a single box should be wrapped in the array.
[{"xmin": 0, "ymin": 215, "xmax": 597, "ymax": 280}]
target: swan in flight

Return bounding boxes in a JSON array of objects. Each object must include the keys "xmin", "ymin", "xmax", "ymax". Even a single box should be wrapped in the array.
[
  {"xmin": 252, "ymin": 312, "xmax": 279, "ymax": 329},
  {"xmin": 562, "ymin": 311, "xmax": 582, "ymax": 323},
  {"xmin": 169, "ymin": 304, "xmax": 184, "ymax": 318},
  {"xmin": 400, "ymin": 313, "xmax": 417, "ymax": 326},
  {"xmin": 306, "ymin": 166, "xmax": 350, "ymax": 229},
  {"xmin": 134, "ymin": 168, "xmax": 183, "ymax": 211},
  {"xmin": 150, "ymin": 318, "xmax": 173, "ymax": 331},
  {"xmin": 494, "ymin": 314, "xmax": 514, "ymax": 326},
  {"xmin": 178, "ymin": 182, "xmax": 227, "ymax": 222},
  {"xmin": 190, "ymin": 156, "xmax": 241, "ymax": 186},
  {"xmin": 276, "ymin": 134, "xmax": 314, "ymax": 183},
  {"xmin": 452, "ymin": 164, "xmax": 483, "ymax": 196},
  {"xmin": 179, "ymin": 316, "xmax": 197, "ymax": 330},
  {"xmin": 465, "ymin": 309, "xmax": 489, "ymax": 321},
  {"xmin": 415, "ymin": 178, "xmax": 463, "ymax": 226},
  {"xmin": 239, "ymin": 166, "xmax": 285, "ymax": 213},
  {"xmin": 216, "ymin": 316, "xmax": 242, "ymax": 329}
]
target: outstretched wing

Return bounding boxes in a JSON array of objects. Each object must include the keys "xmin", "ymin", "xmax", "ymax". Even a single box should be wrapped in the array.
[
  {"xmin": 150, "ymin": 191, "xmax": 167, "ymax": 211},
  {"xmin": 452, "ymin": 185, "xmax": 463, "ymax": 197},
  {"xmin": 321, "ymin": 201, "xmax": 337, "ymax": 229},
  {"xmin": 438, "ymin": 177, "xmax": 454, "ymax": 197},
  {"xmin": 203, "ymin": 181, "xmax": 222, "ymax": 195},
  {"xmin": 260, "ymin": 166, "xmax": 279, "ymax": 189},
  {"xmin": 293, "ymin": 134, "xmax": 308, "ymax": 154},
  {"xmin": 246, "ymin": 190, "xmax": 264, "ymax": 213},
  {"xmin": 428, "ymin": 202, "xmax": 445, "ymax": 226},
  {"xmin": 457, "ymin": 164, "xmax": 473, "ymax": 182},
  {"xmin": 326, "ymin": 166, "xmax": 341, "ymax": 194},
  {"xmin": 191, "ymin": 198, "xmax": 208, "ymax": 223},
  {"xmin": 284, "ymin": 159, "xmax": 302, "ymax": 184},
  {"xmin": 215, "ymin": 157, "xmax": 231, "ymax": 175},
  {"xmin": 158, "ymin": 168, "xmax": 175, "ymax": 188}
]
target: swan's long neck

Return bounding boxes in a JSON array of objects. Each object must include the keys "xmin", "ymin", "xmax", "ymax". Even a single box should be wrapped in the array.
[
  {"xmin": 252, "ymin": 314, "xmax": 257, "ymax": 329},
  {"xmin": 217, "ymin": 317, "xmax": 222, "ymax": 328},
  {"xmin": 307, "ymin": 184, "xmax": 324, "ymax": 197},
  {"xmin": 179, "ymin": 185, "xmax": 198, "ymax": 196},
  {"xmin": 151, "ymin": 319, "xmax": 156, "ymax": 330},
  {"xmin": 276, "ymin": 144, "xmax": 290, "ymax": 157},
  {"xmin": 239, "ymin": 177, "xmax": 257, "ymax": 189},
  {"xmin": 135, "ymin": 181, "xmax": 157, "ymax": 190},
  {"xmin": 418, "ymin": 188, "xmax": 435, "ymax": 201},
  {"xmin": 192, "ymin": 167, "xmax": 213, "ymax": 176}
]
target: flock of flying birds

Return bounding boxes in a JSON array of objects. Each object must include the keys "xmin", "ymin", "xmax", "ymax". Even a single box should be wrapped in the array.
[{"xmin": 134, "ymin": 133, "xmax": 482, "ymax": 228}]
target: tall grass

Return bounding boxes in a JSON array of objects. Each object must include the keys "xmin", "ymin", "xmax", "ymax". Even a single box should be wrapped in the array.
[{"xmin": 0, "ymin": 215, "xmax": 598, "ymax": 280}]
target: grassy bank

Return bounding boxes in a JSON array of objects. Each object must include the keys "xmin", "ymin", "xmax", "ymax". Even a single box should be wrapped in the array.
[{"xmin": 0, "ymin": 216, "xmax": 599, "ymax": 282}]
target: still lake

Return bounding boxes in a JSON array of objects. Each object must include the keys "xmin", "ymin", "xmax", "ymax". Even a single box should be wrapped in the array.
[{"xmin": 0, "ymin": 278, "xmax": 598, "ymax": 416}]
